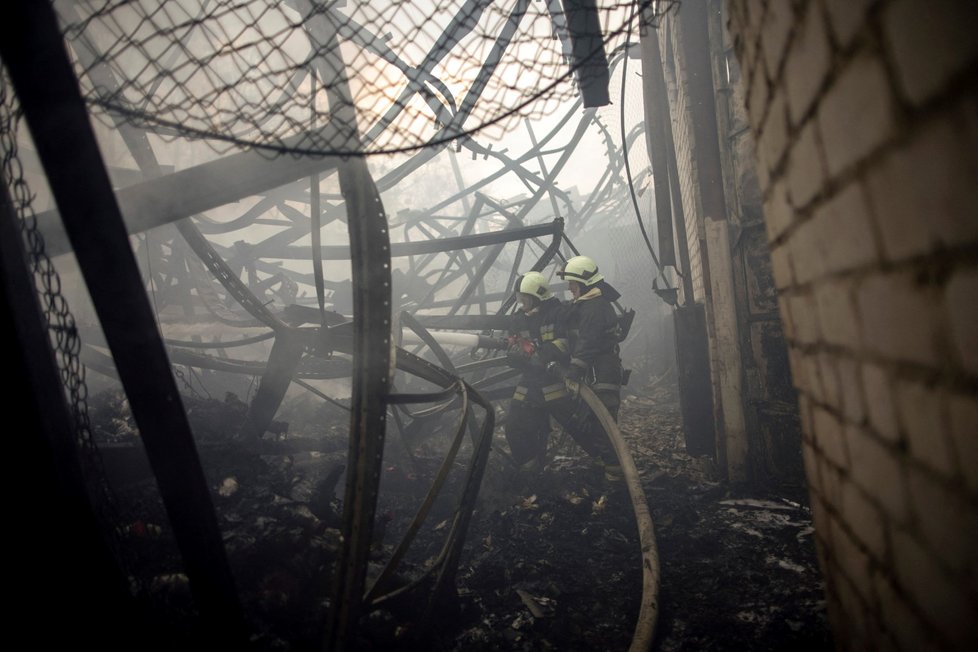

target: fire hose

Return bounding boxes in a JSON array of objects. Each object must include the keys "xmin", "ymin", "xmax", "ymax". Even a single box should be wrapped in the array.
[
  {"xmin": 566, "ymin": 377, "xmax": 660, "ymax": 652},
  {"xmin": 397, "ymin": 327, "xmax": 659, "ymax": 649}
]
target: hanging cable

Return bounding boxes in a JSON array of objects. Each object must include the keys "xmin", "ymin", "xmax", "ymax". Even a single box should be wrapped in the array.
[{"xmin": 619, "ymin": 0, "xmax": 666, "ymax": 276}]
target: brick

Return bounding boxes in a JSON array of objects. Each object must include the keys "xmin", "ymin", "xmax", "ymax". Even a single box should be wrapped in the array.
[
  {"xmin": 835, "ymin": 356, "xmax": 865, "ymax": 425},
  {"xmin": 788, "ymin": 346, "xmax": 809, "ymax": 395},
  {"xmin": 856, "ymin": 272, "xmax": 942, "ymax": 367},
  {"xmin": 860, "ymin": 363, "xmax": 899, "ymax": 443},
  {"xmin": 797, "ymin": 391, "xmax": 814, "ymax": 439},
  {"xmin": 814, "ymin": 405, "xmax": 849, "ymax": 467},
  {"xmin": 796, "ymin": 353, "xmax": 824, "ymax": 404},
  {"xmin": 747, "ymin": 59, "xmax": 770, "ymax": 132},
  {"xmin": 762, "ymin": 177, "xmax": 793, "ymax": 242},
  {"xmin": 803, "ymin": 438, "xmax": 821, "ymax": 490},
  {"xmin": 840, "ymin": 481, "xmax": 887, "ymax": 561},
  {"xmin": 790, "ymin": 183, "xmax": 878, "ymax": 284},
  {"xmin": 787, "ymin": 291, "xmax": 821, "ymax": 345},
  {"xmin": 873, "ymin": 572, "xmax": 931, "ymax": 652},
  {"xmin": 818, "ymin": 454, "xmax": 844, "ymax": 507},
  {"xmin": 758, "ymin": 91, "xmax": 789, "ymax": 176},
  {"xmin": 823, "ymin": 0, "xmax": 876, "ymax": 49},
  {"xmin": 834, "ymin": 573, "xmax": 872, "ymax": 649},
  {"xmin": 865, "ymin": 115, "xmax": 978, "ymax": 262},
  {"xmin": 947, "ymin": 393, "xmax": 978, "ymax": 495},
  {"xmin": 814, "ymin": 279, "xmax": 861, "ymax": 350},
  {"xmin": 787, "ymin": 218, "xmax": 825, "ymax": 284},
  {"xmin": 760, "ymin": 0, "xmax": 795, "ymax": 78},
  {"xmin": 818, "ymin": 54, "xmax": 899, "ymax": 177},
  {"xmin": 895, "ymin": 379, "xmax": 953, "ymax": 476},
  {"xmin": 814, "ymin": 182, "xmax": 879, "ymax": 276},
  {"xmin": 882, "ymin": 0, "xmax": 978, "ymax": 106},
  {"xmin": 786, "ymin": 120, "xmax": 827, "ymax": 209},
  {"xmin": 777, "ymin": 294, "xmax": 795, "ymax": 341},
  {"xmin": 945, "ymin": 267, "xmax": 978, "ymax": 375},
  {"xmin": 892, "ymin": 529, "xmax": 978, "ymax": 651},
  {"xmin": 818, "ymin": 353, "xmax": 842, "ymax": 411},
  {"xmin": 801, "ymin": 441, "xmax": 821, "ymax": 494},
  {"xmin": 833, "ymin": 523, "xmax": 874, "ymax": 602},
  {"xmin": 770, "ymin": 245, "xmax": 794, "ymax": 292},
  {"xmin": 784, "ymin": 0, "xmax": 832, "ymax": 125},
  {"xmin": 906, "ymin": 466, "xmax": 978, "ymax": 578},
  {"xmin": 847, "ymin": 425, "xmax": 909, "ymax": 523}
]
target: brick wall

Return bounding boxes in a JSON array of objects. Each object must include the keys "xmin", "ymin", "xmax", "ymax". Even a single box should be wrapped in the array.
[
  {"xmin": 661, "ymin": 21, "xmax": 707, "ymax": 304},
  {"xmin": 727, "ymin": 0, "xmax": 978, "ymax": 649}
]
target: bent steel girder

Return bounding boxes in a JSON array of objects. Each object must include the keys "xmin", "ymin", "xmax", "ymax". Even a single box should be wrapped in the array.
[{"xmin": 1, "ymin": 2, "xmax": 247, "ymax": 643}]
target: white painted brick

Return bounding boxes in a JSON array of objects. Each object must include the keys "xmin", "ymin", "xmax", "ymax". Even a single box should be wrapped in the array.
[
  {"xmin": 784, "ymin": 0, "xmax": 832, "ymax": 125},
  {"xmin": 832, "ymin": 523, "xmax": 873, "ymax": 605},
  {"xmin": 906, "ymin": 466, "xmax": 978, "ymax": 578},
  {"xmin": 786, "ymin": 120, "xmax": 827, "ymax": 209},
  {"xmin": 811, "ymin": 181, "xmax": 879, "ymax": 276},
  {"xmin": 895, "ymin": 379, "xmax": 954, "ymax": 477},
  {"xmin": 818, "ymin": 353, "xmax": 842, "ymax": 411},
  {"xmin": 947, "ymin": 393, "xmax": 978, "ymax": 495},
  {"xmin": 758, "ymin": 91, "xmax": 789, "ymax": 176},
  {"xmin": 814, "ymin": 405, "xmax": 849, "ymax": 468},
  {"xmin": 777, "ymin": 294, "xmax": 795, "ymax": 342},
  {"xmin": 797, "ymin": 354, "xmax": 824, "ymax": 405},
  {"xmin": 846, "ymin": 425, "xmax": 909, "ymax": 524},
  {"xmin": 892, "ymin": 529, "xmax": 978, "ymax": 651},
  {"xmin": 835, "ymin": 356, "xmax": 866, "ymax": 425},
  {"xmin": 873, "ymin": 572, "xmax": 932, "ymax": 652},
  {"xmin": 944, "ymin": 267, "xmax": 978, "ymax": 376},
  {"xmin": 756, "ymin": 142, "xmax": 771, "ymax": 190},
  {"xmin": 798, "ymin": 390, "xmax": 814, "ymax": 441},
  {"xmin": 814, "ymin": 279, "xmax": 861, "ymax": 350},
  {"xmin": 883, "ymin": 0, "xmax": 978, "ymax": 106},
  {"xmin": 823, "ymin": 0, "xmax": 875, "ymax": 49},
  {"xmin": 787, "ymin": 218, "xmax": 825, "ymax": 284},
  {"xmin": 803, "ymin": 438, "xmax": 821, "ymax": 490},
  {"xmin": 787, "ymin": 291, "xmax": 821, "ymax": 345},
  {"xmin": 840, "ymin": 480, "xmax": 887, "ymax": 562},
  {"xmin": 762, "ymin": 177, "xmax": 793, "ymax": 242},
  {"xmin": 865, "ymin": 114, "xmax": 978, "ymax": 262},
  {"xmin": 860, "ymin": 363, "xmax": 899, "ymax": 444},
  {"xmin": 769, "ymin": 244, "xmax": 794, "ymax": 291},
  {"xmin": 760, "ymin": 0, "xmax": 794, "ymax": 78},
  {"xmin": 834, "ymin": 573, "xmax": 872, "ymax": 650},
  {"xmin": 818, "ymin": 54, "xmax": 899, "ymax": 178},
  {"xmin": 818, "ymin": 455, "xmax": 844, "ymax": 513},
  {"xmin": 856, "ymin": 272, "xmax": 942, "ymax": 367},
  {"xmin": 788, "ymin": 346, "xmax": 811, "ymax": 396},
  {"xmin": 747, "ymin": 58, "xmax": 770, "ymax": 132},
  {"xmin": 789, "ymin": 182, "xmax": 878, "ymax": 285}
]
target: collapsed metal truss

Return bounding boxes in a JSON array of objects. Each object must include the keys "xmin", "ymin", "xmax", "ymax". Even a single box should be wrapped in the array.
[{"xmin": 1, "ymin": 1, "xmax": 664, "ymax": 648}]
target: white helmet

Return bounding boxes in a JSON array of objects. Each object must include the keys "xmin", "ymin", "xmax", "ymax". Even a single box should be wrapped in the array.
[
  {"xmin": 558, "ymin": 255, "xmax": 603, "ymax": 286},
  {"xmin": 516, "ymin": 271, "xmax": 554, "ymax": 301}
]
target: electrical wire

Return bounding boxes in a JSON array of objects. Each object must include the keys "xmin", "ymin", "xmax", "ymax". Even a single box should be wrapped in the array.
[{"xmin": 619, "ymin": 1, "xmax": 665, "ymax": 276}]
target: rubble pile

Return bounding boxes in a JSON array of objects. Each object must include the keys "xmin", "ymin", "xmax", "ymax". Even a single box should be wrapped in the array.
[{"xmin": 88, "ymin": 382, "xmax": 832, "ymax": 650}]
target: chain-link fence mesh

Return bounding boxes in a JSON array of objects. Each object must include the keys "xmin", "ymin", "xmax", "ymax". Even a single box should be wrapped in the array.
[
  {"xmin": 0, "ymin": 68, "xmax": 143, "ymax": 589},
  {"xmin": 58, "ymin": 0, "xmax": 676, "ymax": 156}
]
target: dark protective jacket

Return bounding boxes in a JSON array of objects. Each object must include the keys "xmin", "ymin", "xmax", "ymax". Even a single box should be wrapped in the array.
[
  {"xmin": 565, "ymin": 280, "xmax": 623, "ymax": 385},
  {"xmin": 509, "ymin": 296, "xmax": 570, "ymax": 403}
]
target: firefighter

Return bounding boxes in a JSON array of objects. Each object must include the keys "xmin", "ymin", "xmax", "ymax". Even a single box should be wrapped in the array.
[
  {"xmin": 503, "ymin": 271, "xmax": 571, "ymax": 471},
  {"xmin": 556, "ymin": 255, "xmax": 624, "ymax": 479}
]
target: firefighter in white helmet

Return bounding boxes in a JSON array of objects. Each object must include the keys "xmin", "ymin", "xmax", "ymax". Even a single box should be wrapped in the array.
[
  {"xmin": 557, "ymin": 255, "xmax": 624, "ymax": 478},
  {"xmin": 503, "ymin": 271, "xmax": 570, "ymax": 470}
]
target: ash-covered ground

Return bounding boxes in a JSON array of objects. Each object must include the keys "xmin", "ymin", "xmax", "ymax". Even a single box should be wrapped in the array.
[{"xmin": 88, "ymin": 379, "xmax": 833, "ymax": 651}]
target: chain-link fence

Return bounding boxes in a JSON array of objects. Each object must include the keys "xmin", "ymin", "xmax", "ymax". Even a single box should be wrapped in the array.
[{"xmin": 59, "ymin": 0, "xmax": 675, "ymax": 156}]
